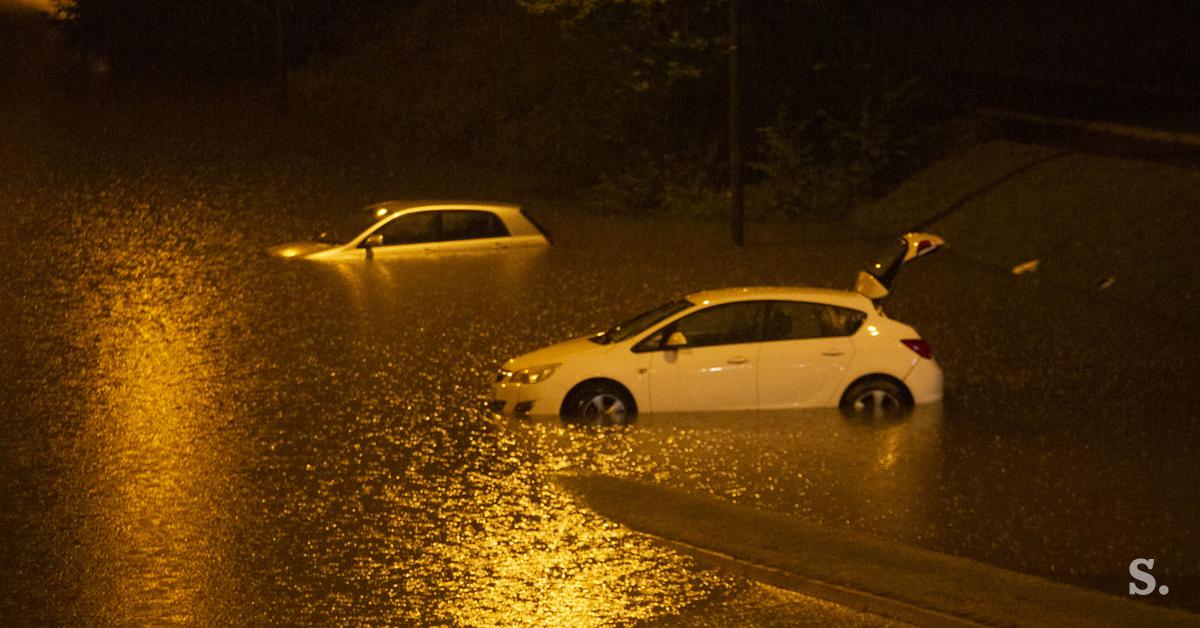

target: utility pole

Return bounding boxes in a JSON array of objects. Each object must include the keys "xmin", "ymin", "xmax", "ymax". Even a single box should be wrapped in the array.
[{"xmin": 728, "ymin": 0, "xmax": 744, "ymax": 246}]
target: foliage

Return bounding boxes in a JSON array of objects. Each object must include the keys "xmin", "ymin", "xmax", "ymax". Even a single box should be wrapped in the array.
[
  {"xmin": 515, "ymin": 0, "xmax": 960, "ymax": 218},
  {"xmin": 291, "ymin": 0, "xmax": 656, "ymax": 194},
  {"xmin": 517, "ymin": 0, "xmax": 724, "ymax": 92},
  {"xmin": 583, "ymin": 147, "xmax": 727, "ymax": 216},
  {"xmin": 49, "ymin": 0, "xmax": 976, "ymax": 217},
  {"xmin": 748, "ymin": 78, "xmax": 926, "ymax": 219},
  {"xmin": 581, "ymin": 74, "xmax": 949, "ymax": 219}
]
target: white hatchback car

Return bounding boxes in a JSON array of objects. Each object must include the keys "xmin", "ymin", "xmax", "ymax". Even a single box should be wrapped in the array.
[
  {"xmin": 491, "ymin": 233, "xmax": 945, "ymax": 423},
  {"xmin": 268, "ymin": 201, "xmax": 551, "ymax": 260}
]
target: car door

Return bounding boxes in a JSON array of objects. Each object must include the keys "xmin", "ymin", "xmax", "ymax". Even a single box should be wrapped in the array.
[
  {"xmin": 756, "ymin": 301, "xmax": 861, "ymax": 408},
  {"xmin": 642, "ymin": 301, "xmax": 763, "ymax": 412},
  {"xmin": 362, "ymin": 210, "xmax": 442, "ymax": 256}
]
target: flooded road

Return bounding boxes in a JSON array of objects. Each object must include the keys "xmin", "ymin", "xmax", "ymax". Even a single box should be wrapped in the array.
[
  {"xmin": 2, "ymin": 193, "xmax": 1197, "ymax": 624},
  {"xmin": 0, "ymin": 199, "xmax": 908, "ymax": 624},
  {"xmin": 2, "ymin": 7, "xmax": 1197, "ymax": 623}
]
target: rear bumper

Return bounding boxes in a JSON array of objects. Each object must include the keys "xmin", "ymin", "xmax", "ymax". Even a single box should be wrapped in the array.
[{"xmin": 904, "ymin": 358, "xmax": 944, "ymax": 403}]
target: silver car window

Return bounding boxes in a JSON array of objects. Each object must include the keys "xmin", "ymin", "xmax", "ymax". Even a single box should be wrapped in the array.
[{"xmin": 371, "ymin": 212, "xmax": 440, "ymax": 246}]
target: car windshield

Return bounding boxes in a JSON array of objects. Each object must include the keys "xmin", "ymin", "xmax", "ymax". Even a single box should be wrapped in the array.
[
  {"xmin": 312, "ymin": 207, "xmax": 392, "ymax": 244},
  {"xmin": 594, "ymin": 299, "xmax": 693, "ymax": 344}
]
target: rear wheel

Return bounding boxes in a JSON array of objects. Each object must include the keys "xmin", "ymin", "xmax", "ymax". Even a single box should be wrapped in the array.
[
  {"xmin": 840, "ymin": 378, "xmax": 911, "ymax": 419},
  {"xmin": 563, "ymin": 382, "xmax": 636, "ymax": 426}
]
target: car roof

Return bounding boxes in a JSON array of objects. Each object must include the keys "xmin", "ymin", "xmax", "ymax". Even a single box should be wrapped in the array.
[
  {"xmin": 366, "ymin": 200, "xmax": 522, "ymax": 213},
  {"xmin": 685, "ymin": 286, "xmax": 874, "ymax": 310}
]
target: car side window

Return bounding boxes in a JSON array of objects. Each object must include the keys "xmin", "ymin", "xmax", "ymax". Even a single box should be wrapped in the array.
[
  {"xmin": 371, "ymin": 211, "xmax": 440, "ymax": 245},
  {"xmin": 820, "ymin": 306, "xmax": 868, "ymax": 336},
  {"xmin": 762, "ymin": 301, "xmax": 866, "ymax": 341},
  {"xmin": 820, "ymin": 304, "xmax": 866, "ymax": 336},
  {"xmin": 662, "ymin": 302, "xmax": 762, "ymax": 348},
  {"xmin": 441, "ymin": 210, "xmax": 509, "ymax": 241}
]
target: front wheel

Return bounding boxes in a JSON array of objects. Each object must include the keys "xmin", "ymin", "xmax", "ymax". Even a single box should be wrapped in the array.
[
  {"xmin": 562, "ymin": 382, "xmax": 636, "ymax": 426},
  {"xmin": 840, "ymin": 378, "xmax": 912, "ymax": 419}
]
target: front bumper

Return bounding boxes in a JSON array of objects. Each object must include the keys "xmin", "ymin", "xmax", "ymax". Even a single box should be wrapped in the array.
[
  {"xmin": 489, "ymin": 379, "xmax": 569, "ymax": 416},
  {"xmin": 486, "ymin": 398, "xmax": 537, "ymax": 415}
]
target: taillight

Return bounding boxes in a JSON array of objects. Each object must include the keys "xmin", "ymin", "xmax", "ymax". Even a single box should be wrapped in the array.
[{"xmin": 901, "ymin": 338, "xmax": 933, "ymax": 359}]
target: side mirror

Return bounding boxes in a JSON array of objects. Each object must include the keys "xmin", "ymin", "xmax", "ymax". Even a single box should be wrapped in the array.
[
  {"xmin": 663, "ymin": 331, "xmax": 688, "ymax": 349},
  {"xmin": 364, "ymin": 234, "xmax": 384, "ymax": 248}
]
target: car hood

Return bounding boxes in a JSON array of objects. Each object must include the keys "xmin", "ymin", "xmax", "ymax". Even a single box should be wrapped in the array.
[
  {"xmin": 267, "ymin": 241, "xmax": 336, "ymax": 259},
  {"xmin": 504, "ymin": 335, "xmax": 609, "ymax": 369}
]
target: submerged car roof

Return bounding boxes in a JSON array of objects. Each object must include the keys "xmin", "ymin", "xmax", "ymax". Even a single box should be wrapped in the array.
[
  {"xmin": 685, "ymin": 286, "xmax": 874, "ymax": 310},
  {"xmin": 366, "ymin": 200, "xmax": 521, "ymax": 212}
]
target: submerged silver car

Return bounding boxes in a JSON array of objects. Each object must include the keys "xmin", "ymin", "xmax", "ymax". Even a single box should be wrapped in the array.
[{"xmin": 269, "ymin": 201, "xmax": 551, "ymax": 260}]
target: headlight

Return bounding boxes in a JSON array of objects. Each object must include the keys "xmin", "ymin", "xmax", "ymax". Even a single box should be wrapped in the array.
[{"xmin": 497, "ymin": 364, "xmax": 559, "ymax": 385}]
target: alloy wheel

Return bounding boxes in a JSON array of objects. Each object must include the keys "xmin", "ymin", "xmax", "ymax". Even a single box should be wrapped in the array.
[{"xmin": 581, "ymin": 393, "xmax": 628, "ymax": 425}]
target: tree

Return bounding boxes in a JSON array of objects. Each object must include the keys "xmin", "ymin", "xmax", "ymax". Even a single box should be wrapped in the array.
[
  {"xmin": 518, "ymin": 0, "xmax": 725, "ymax": 92},
  {"xmin": 518, "ymin": 0, "xmax": 938, "ymax": 221}
]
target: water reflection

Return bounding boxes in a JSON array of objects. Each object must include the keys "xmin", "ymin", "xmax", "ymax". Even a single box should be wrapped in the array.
[
  {"xmin": 66, "ymin": 242, "xmax": 245, "ymax": 624},
  {"xmin": 312, "ymin": 246, "xmax": 548, "ymax": 311},
  {"xmin": 247, "ymin": 402, "xmax": 730, "ymax": 625},
  {"xmin": 508, "ymin": 405, "xmax": 944, "ymax": 539},
  {"xmin": 5, "ymin": 179, "xmax": 1199, "ymax": 623}
]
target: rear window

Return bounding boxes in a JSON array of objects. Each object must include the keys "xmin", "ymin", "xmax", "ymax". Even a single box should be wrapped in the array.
[
  {"xmin": 821, "ymin": 305, "xmax": 866, "ymax": 336},
  {"xmin": 762, "ymin": 301, "xmax": 865, "ymax": 341},
  {"xmin": 441, "ymin": 210, "xmax": 508, "ymax": 240}
]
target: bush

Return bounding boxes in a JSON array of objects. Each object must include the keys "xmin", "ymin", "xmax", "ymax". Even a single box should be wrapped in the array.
[
  {"xmin": 581, "ymin": 76, "xmax": 978, "ymax": 221},
  {"xmin": 582, "ymin": 147, "xmax": 727, "ymax": 216},
  {"xmin": 748, "ymin": 78, "xmax": 927, "ymax": 220}
]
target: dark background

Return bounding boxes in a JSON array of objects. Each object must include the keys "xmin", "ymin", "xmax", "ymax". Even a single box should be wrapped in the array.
[{"xmin": 52, "ymin": 1, "xmax": 1200, "ymax": 216}]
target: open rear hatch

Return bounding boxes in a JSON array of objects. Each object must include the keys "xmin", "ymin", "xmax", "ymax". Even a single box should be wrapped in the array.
[{"xmin": 854, "ymin": 232, "xmax": 945, "ymax": 307}]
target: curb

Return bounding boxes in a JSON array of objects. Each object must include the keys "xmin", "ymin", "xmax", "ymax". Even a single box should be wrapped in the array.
[
  {"xmin": 558, "ymin": 474, "xmax": 1200, "ymax": 628},
  {"xmin": 979, "ymin": 107, "xmax": 1200, "ymax": 147},
  {"xmin": 649, "ymin": 535, "xmax": 987, "ymax": 628}
]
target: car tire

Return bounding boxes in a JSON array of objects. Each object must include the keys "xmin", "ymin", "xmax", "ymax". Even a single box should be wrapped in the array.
[
  {"xmin": 840, "ymin": 377, "xmax": 911, "ymax": 418},
  {"xmin": 563, "ymin": 382, "xmax": 636, "ymax": 426}
]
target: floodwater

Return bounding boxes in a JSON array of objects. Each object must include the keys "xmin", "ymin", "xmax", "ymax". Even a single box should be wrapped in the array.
[
  {"xmin": 2, "ymin": 200, "xmax": 1197, "ymax": 624},
  {"xmin": 0, "ymin": 201, "xmax": 907, "ymax": 625}
]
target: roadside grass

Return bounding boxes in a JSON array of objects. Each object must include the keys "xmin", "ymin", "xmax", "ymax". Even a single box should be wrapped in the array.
[{"xmin": 852, "ymin": 140, "xmax": 1200, "ymax": 316}]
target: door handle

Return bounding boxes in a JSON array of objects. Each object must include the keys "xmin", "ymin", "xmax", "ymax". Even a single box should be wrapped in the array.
[
  {"xmin": 821, "ymin": 350, "xmax": 845, "ymax": 357},
  {"xmin": 726, "ymin": 356, "xmax": 749, "ymax": 364}
]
